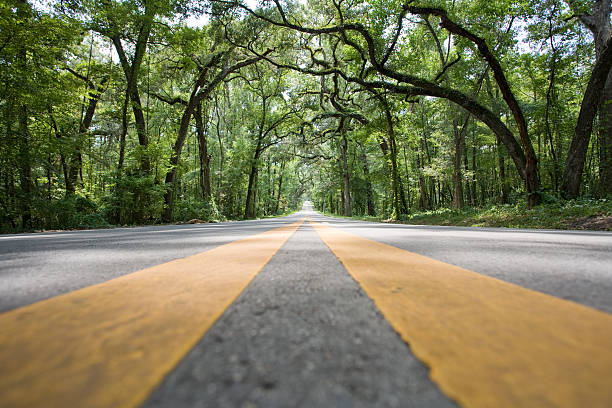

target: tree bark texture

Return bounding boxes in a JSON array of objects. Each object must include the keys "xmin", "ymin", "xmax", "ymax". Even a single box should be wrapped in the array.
[
  {"xmin": 18, "ymin": 104, "xmax": 32, "ymax": 229},
  {"xmin": 340, "ymin": 122, "xmax": 352, "ymax": 217},
  {"xmin": 195, "ymin": 102, "xmax": 212, "ymax": 199},
  {"xmin": 112, "ymin": 32, "xmax": 151, "ymax": 173},
  {"xmin": 562, "ymin": 35, "xmax": 612, "ymax": 198},
  {"xmin": 244, "ymin": 148, "xmax": 260, "ymax": 219},
  {"xmin": 497, "ymin": 135, "xmax": 509, "ymax": 204},
  {"xmin": 274, "ymin": 160, "xmax": 285, "ymax": 214},
  {"xmin": 362, "ymin": 146, "xmax": 375, "ymax": 216},
  {"xmin": 379, "ymin": 96, "xmax": 407, "ymax": 217},
  {"xmin": 452, "ymin": 117, "xmax": 466, "ymax": 209},
  {"xmin": 599, "ymin": 75, "xmax": 612, "ymax": 195}
]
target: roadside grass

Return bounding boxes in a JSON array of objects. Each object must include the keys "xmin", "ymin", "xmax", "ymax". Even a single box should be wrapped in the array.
[
  {"xmin": 2, "ymin": 204, "xmax": 302, "ymax": 234},
  {"xmin": 322, "ymin": 198, "xmax": 612, "ymax": 231}
]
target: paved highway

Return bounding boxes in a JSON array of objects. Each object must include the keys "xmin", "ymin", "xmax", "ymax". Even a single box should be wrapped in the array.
[{"xmin": 1, "ymin": 202, "xmax": 611, "ymax": 408}]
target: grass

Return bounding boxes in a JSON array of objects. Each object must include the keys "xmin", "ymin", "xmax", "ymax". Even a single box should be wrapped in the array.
[{"xmin": 322, "ymin": 198, "xmax": 612, "ymax": 231}]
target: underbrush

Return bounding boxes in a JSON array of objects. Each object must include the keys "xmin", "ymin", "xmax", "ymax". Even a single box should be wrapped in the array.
[
  {"xmin": 397, "ymin": 198, "xmax": 612, "ymax": 230},
  {"xmin": 33, "ymin": 194, "xmax": 111, "ymax": 231},
  {"xmin": 321, "ymin": 198, "xmax": 612, "ymax": 230}
]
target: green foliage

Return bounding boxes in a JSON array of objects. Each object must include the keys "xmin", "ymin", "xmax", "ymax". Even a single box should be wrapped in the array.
[
  {"xmin": 396, "ymin": 199, "xmax": 612, "ymax": 230},
  {"xmin": 173, "ymin": 195, "xmax": 222, "ymax": 222},
  {"xmin": 1, "ymin": 0, "xmax": 609, "ymax": 232},
  {"xmin": 31, "ymin": 194, "xmax": 110, "ymax": 231},
  {"xmin": 105, "ymin": 174, "xmax": 166, "ymax": 225}
]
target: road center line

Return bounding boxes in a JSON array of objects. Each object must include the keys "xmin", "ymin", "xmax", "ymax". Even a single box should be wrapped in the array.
[
  {"xmin": 0, "ymin": 219, "xmax": 303, "ymax": 408},
  {"xmin": 310, "ymin": 220, "xmax": 612, "ymax": 408}
]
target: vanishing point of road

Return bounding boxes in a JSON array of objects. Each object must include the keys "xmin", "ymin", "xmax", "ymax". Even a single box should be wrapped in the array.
[{"xmin": 1, "ymin": 202, "xmax": 611, "ymax": 408}]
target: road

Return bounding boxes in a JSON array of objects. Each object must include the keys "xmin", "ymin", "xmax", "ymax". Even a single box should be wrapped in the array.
[{"xmin": 1, "ymin": 202, "xmax": 611, "ymax": 408}]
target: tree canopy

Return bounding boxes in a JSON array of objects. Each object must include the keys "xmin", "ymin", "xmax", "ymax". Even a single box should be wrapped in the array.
[{"xmin": 1, "ymin": 0, "xmax": 611, "ymax": 231}]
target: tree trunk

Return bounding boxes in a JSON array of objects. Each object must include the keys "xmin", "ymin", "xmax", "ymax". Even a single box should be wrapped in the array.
[
  {"xmin": 418, "ymin": 104, "xmax": 430, "ymax": 211},
  {"xmin": 485, "ymin": 78, "xmax": 510, "ymax": 204},
  {"xmin": 47, "ymin": 107, "xmax": 71, "ymax": 194},
  {"xmin": 340, "ymin": 124, "xmax": 352, "ymax": 217},
  {"xmin": 362, "ymin": 146, "xmax": 375, "ymax": 216},
  {"xmin": 587, "ymin": 0, "xmax": 612, "ymax": 196},
  {"xmin": 464, "ymin": 142, "xmax": 472, "ymax": 206},
  {"xmin": 379, "ymin": 96, "xmax": 406, "ymax": 217},
  {"xmin": 109, "ymin": 5, "xmax": 154, "ymax": 173},
  {"xmin": 163, "ymin": 98, "xmax": 199, "ymax": 222},
  {"xmin": 215, "ymin": 101, "xmax": 225, "ymax": 207},
  {"xmin": 245, "ymin": 92, "xmax": 268, "ymax": 220},
  {"xmin": 599, "ymin": 73, "xmax": 612, "ymax": 195},
  {"xmin": 18, "ymin": 104, "xmax": 32, "ymax": 229},
  {"xmin": 62, "ymin": 76, "xmax": 108, "ymax": 195},
  {"xmin": 544, "ymin": 43, "xmax": 560, "ymax": 194},
  {"xmin": 417, "ymin": 152, "xmax": 429, "ymax": 211},
  {"xmin": 274, "ymin": 160, "xmax": 285, "ymax": 214},
  {"xmin": 195, "ymin": 102, "xmax": 212, "ymax": 199},
  {"xmin": 112, "ymin": 34, "xmax": 151, "ymax": 173},
  {"xmin": 266, "ymin": 159, "xmax": 273, "ymax": 215},
  {"xmin": 471, "ymin": 144, "xmax": 478, "ymax": 206},
  {"xmin": 162, "ymin": 57, "xmax": 253, "ymax": 222},
  {"xmin": 497, "ymin": 135, "xmax": 509, "ymax": 204},
  {"xmin": 402, "ymin": 145, "xmax": 412, "ymax": 209},
  {"xmin": 452, "ymin": 117, "xmax": 466, "ymax": 209},
  {"xmin": 562, "ymin": 1, "xmax": 612, "ymax": 198},
  {"xmin": 117, "ymin": 90, "xmax": 129, "ymax": 175},
  {"xmin": 562, "ymin": 36, "xmax": 612, "ymax": 198},
  {"xmin": 244, "ymin": 148, "xmax": 261, "ymax": 219},
  {"xmin": 15, "ymin": 0, "xmax": 32, "ymax": 228}
]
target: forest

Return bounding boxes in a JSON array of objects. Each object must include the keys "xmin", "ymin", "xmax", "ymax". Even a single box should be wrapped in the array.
[{"xmin": 1, "ymin": 0, "xmax": 611, "ymax": 232}]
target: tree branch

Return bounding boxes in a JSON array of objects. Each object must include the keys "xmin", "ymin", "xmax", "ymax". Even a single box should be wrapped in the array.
[
  {"xmin": 407, "ymin": 5, "xmax": 536, "ymax": 168},
  {"xmin": 150, "ymin": 92, "xmax": 188, "ymax": 106}
]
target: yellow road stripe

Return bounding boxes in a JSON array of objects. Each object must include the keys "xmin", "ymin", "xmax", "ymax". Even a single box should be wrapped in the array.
[
  {"xmin": 0, "ymin": 219, "xmax": 303, "ymax": 408},
  {"xmin": 310, "ymin": 220, "xmax": 612, "ymax": 408}
]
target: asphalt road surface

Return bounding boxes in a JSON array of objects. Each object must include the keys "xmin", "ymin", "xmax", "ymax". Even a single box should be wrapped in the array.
[{"xmin": 1, "ymin": 202, "xmax": 611, "ymax": 408}]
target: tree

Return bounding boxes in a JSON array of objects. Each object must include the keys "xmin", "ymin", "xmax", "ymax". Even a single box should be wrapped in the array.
[
  {"xmin": 2, "ymin": 0, "xmax": 609, "ymax": 231},
  {"xmin": 234, "ymin": 0, "xmax": 543, "ymax": 207},
  {"xmin": 562, "ymin": 0, "xmax": 612, "ymax": 198},
  {"xmin": 1, "ymin": 0, "xmax": 79, "ymax": 228},
  {"xmin": 158, "ymin": 49, "xmax": 269, "ymax": 221}
]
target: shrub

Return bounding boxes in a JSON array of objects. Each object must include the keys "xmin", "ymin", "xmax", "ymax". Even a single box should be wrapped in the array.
[{"xmin": 173, "ymin": 195, "xmax": 222, "ymax": 223}]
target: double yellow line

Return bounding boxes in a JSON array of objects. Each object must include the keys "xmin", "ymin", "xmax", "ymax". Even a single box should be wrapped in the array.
[{"xmin": 1, "ymin": 218, "xmax": 611, "ymax": 408}]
